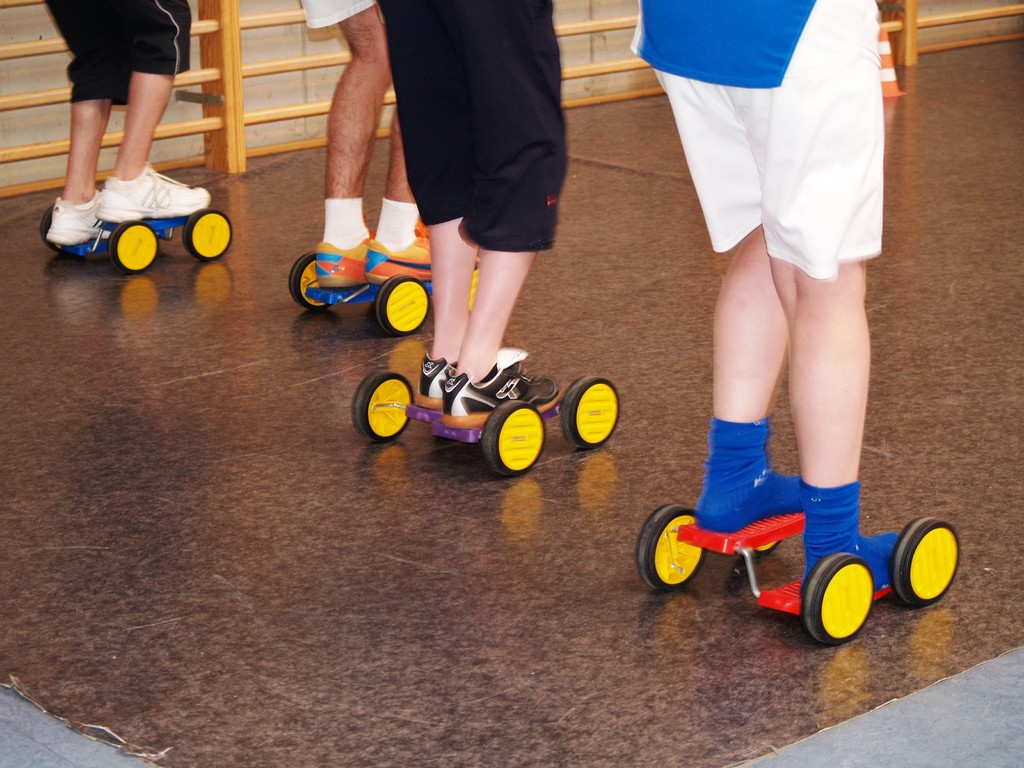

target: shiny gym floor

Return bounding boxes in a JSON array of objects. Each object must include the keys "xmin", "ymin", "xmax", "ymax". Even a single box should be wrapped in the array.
[{"xmin": 1, "ymin": 42, "xmax": 1022, "ymax": 768}]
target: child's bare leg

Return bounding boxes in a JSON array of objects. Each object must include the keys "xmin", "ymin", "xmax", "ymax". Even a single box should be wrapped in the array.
[
  {"xmin": 426, "ymin": 219, "xmax": 478, "ymax": 365},
  {"xmin": 455, "ymin": 247, "xmax": 535, "ymax": 382},
  {"xmin": 712, "ymin": 227, "xmax": 788, "ymax": 422},
  {"xmin": 46, "ymin": 98, "xmax": 112, "ymax": 244},
  {"xmin": 770, "ymin": 259, "xmax": 868, "ymax": 487},
  {"xmin": 426, "ymin": 217, "xmax": 537, "ymax": 378},
  {"xmin": 771, "ymin": 258, "xmax": 896, "ymax": 584},
  {"xmin": 62, "ymin": 98, "xmax": 111, "ymax": 203},
  {"xmin": 422, "ymin": 220, "xmax": 554, "ymax": 423},
  {"xmin": 113, "ymin": 72, "xmax": 173, "ymax": 181},
  {"xmin": 696, "ymin": 226, "xmax": 800, "ymax": 532},
  {"xmin": 432, "ymin": 237, "xmax": 556, "ymax": 428}
]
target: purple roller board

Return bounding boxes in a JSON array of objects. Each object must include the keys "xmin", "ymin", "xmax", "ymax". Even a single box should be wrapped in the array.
[{"xmin": 406, "ymin": 401, "xmax": 562, "ymax": 444}]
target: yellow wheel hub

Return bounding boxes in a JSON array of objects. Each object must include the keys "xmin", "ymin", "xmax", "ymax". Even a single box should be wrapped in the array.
[
  {"xmin": 653, "ymin": 513, "xmax": 703, "ymax": 586},
  {"xmin": 497, "ymin": 407, "xmax": 544, "ymax": 472},
  {"xmin": 385, "ymin": 281, "xmax": 429, "ymax": 333},
  {"xmin": 300, "ymin": 261, "xmax": 326, "ymax": 307},
  {"xmin": 367, "ymin": 379, "xmax": 411, "ymax": 438},
  {"xmin": 116, "ymin": 225, "xmax": 158, "ymax": 271},
  {"xmin": 820, "ymin": 561, "xmax": 874, "ymax": 640},
  {"xmin": 910, "ymin": 527, "xmax": 959, "ymax": 601},
  {"xmin": 190, "ymin": 212, "xmax": 231, "ymax": 258},
  {"xmin": 574, "ymin": 383, "xmax": 618, "ymax": 444}
]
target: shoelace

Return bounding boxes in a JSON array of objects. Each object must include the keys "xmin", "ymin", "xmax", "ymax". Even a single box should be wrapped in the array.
[{"xmin": 146, "ymin": 169, "xmax": 192, "ymax": 189}]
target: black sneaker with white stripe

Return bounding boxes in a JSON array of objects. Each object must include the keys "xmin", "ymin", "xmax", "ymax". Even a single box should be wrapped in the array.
[
  {"xmin": 442, "ymin": 349, "xmax": 560, "ymax": 428},
  {"xmin": 417, "ymin": 354, "xmax": 452, "ymax": 409}
]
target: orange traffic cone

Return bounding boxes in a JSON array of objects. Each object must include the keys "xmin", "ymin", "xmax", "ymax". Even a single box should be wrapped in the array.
[{"xmin": 879, "ymin": 28, "xmax": 905, "ymax": 98}]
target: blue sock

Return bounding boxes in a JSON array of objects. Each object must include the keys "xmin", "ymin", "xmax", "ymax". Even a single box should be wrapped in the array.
[
  {"xmin": 800, "ymin": 480, "xmax": 898, "ymax": 588},
  {"xmin": 695, "ymin": 418, "xmax": 801, "ymax": 533}
]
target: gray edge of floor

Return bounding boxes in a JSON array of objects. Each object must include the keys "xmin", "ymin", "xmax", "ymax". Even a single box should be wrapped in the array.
[
  {"xmin": 0, "ymin": 683, "xmax": 157, "ymax": 768},
  {"xmin": 740, "ymin": 646, "xmax": 1024, "ymax": 767}
]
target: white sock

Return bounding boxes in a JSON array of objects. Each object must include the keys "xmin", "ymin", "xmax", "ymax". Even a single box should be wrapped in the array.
[
  {"xmin": 374, "ymin": 199, "xmax": 420, "ymax": 252},
  {"xmin": 323, "ymin": 198, "xmax": 369, "ymax": 249}
]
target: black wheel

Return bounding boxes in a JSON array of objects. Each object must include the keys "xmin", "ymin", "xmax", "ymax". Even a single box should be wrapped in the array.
[
  {"xmin": 374, "ymin": 275, "xmax": 430, "ymax": 336},
  {"xmin": 560, "ymin": 376, "xmax": 619, "ymax": 449},
  {"xmin": 635, "ymin": 505, "xmax": 706, "ymax": 590},
  {"xmin": 352, "ymin": 372, "xmax": 412, "ymax": 442},
  {"xmin": 183, "ymin": 208, "xmax": 232, "ymax": 261},
  {"xmin": 480, "ymin": 401, "xmax": 545, "ymax": 477},
  {"xmin": 108, "ymin": 220, "xmax": 158, "ymax": 273},
  {"xmin": 801, "ymin": 553, "xmax": 874, "ymax": 645},
  {"xmin": 289, "ymin": 252, "xmax": 330, "ymax": 311},
  {"xmin": 891, "ymin": 518, "xmax": 959, "ymax": 607},
  {"xmin": 40, "ymin": 206, "xmax": 60, "ymax": 252}
]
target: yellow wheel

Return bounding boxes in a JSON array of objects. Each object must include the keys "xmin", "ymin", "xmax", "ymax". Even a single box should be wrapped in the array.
[
  {"xmin": 184, "ymin": 208, "xmax": 232, "ymax": 260},
  {"xmin": 892, "ymin": 518, "xmax": 959, "ymax": 607},
  {"xmin": 635, "ymin": 505, "xmax": 706, "ymax": 590},
  {"xmin": 351, "ymin": 372, "xmax": 412, "ymax": 442},
  {"xmin": 801, "ymin": 553, "xmax": 874, "ymax": 644},
  {"xmin": 374, "ymin": 275, "xmax": 430, "ymax": 336},
  {"xmin": 289, "ymin": 252, "xmax": 329, "ymax": 310},
  {"xmin": 560, "ymin": 377, "xmax": 619, "ymax": 449},
  {"xmin": 109, "ymin": 221, "xmax": 158, "ymax": 273},
  {"xmin": 755, "ymin": 540, "xmax": 781, "ymax": 556},
  {"xmin": 481, "ymin": 401, "xmax": 545, "ymax": 477}
]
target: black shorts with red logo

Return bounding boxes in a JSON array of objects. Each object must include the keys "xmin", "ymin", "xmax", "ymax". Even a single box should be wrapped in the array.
[{"xmin": 378, "ymin": 0, "xmax": 567, "ymax": 252}]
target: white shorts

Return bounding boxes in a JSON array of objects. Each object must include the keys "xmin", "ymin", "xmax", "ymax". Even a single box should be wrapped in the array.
[
  {"xmin": 657, "ymin": 0, "xmax": 884, "ymax": 279},
  {"xmin": 301, "ymin": 0, "xmax": 376, "ymax": 29}
]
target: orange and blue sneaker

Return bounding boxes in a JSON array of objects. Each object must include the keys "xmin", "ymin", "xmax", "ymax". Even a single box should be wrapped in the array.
[
  {"xmin": 365, "ymin": 222, "xmax": 431, "ymax": 284},
  {"xmin": 315, "ymin": 240, "xmax": 368, "ymax": 288}
]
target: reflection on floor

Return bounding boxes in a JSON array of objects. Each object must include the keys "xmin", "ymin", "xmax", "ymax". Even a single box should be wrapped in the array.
[{"xmin": 1, "ymin": 41, "xmax": 1022, "ymax": 768}]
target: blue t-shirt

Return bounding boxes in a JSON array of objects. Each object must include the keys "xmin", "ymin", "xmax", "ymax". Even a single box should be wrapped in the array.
[{"xmin": 634, "ymin": 0, "xmax": 818, "ymax": 88}]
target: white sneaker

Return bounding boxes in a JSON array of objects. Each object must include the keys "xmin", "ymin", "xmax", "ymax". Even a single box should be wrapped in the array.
[
  {"xmin": 97, "ymin": 166, "xmax": 211, "ymax": 222},
  {"xmin": 46, "ymin": 195, "xmax": 104, "ymax": 246}
]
